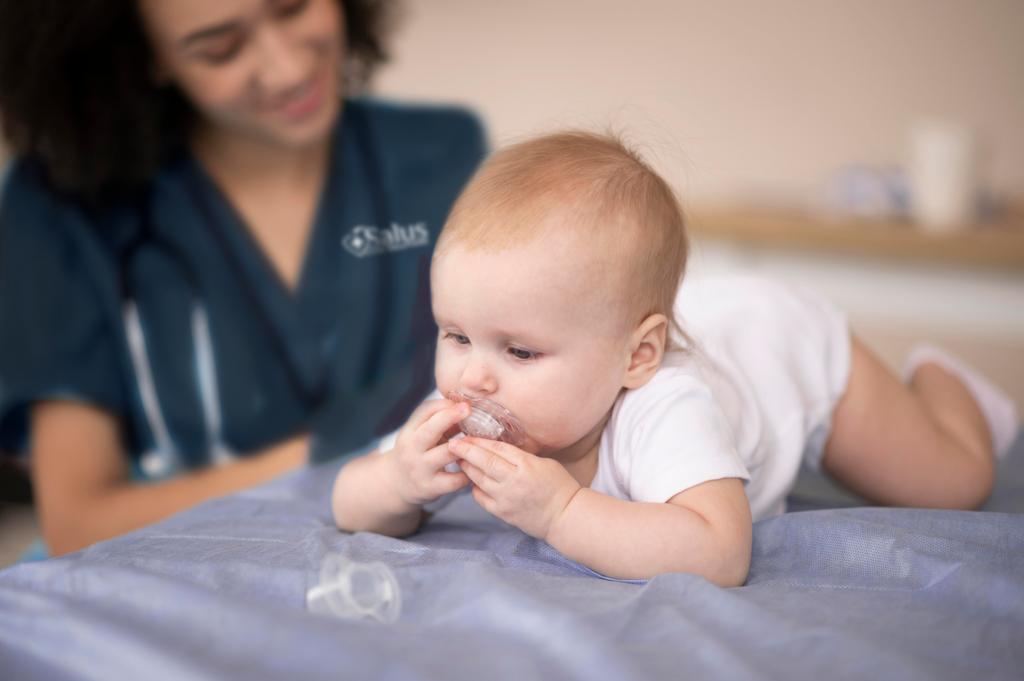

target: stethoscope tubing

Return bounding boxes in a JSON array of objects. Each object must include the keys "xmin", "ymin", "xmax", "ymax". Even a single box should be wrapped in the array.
[{"xmin": 119, "ymin": 105, "xmax": 391, "ymax": 473}]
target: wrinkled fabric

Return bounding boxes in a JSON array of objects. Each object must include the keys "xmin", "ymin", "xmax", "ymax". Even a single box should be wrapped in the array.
[{"xmin": 1, "ymin": 434, "xmax": 1022, "ymax": 681}]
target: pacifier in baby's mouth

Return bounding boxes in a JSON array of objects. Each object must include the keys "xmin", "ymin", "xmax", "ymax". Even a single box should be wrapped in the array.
[{"xmin": 447, "ymin": 391, "xmax": 527, "ymax": 446}]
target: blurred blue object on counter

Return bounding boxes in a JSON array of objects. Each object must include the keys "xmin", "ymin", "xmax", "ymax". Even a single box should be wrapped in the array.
[{"xmin": 825, "ymin": 165, "xmax": 909, "ymax": 220}]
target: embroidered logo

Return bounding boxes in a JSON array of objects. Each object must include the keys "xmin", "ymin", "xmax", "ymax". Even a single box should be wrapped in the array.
[{"xmin": 341, "ymin": 223, "xmax": 430, "ymax": 258}]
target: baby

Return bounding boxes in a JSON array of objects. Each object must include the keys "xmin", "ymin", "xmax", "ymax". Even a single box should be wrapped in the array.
[{"xmin": 332, "ymin": 132, "xmax": 1018, "ymax": 586}]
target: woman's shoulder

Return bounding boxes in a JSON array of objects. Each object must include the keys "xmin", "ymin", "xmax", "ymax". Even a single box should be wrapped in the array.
[
  {"xmin": 351, "ymin": 98, "xmax": 485, "ymax": 137},
  {"xmin": 347, "ymin": 98, "xmax": 487, "ymax": 162},
  {"xmin": 1, "ymin": 155, "xmax": 128, "ymax": 292},
  {"xmin": 2, "ymin": 155, "xmax": 144, "ymax": 253},
  {"xmin": 2, "ymin": 156, "xmax": 132, "ymax": 224},
  {"xmin": 1, "ymin": 157, "xmax": 87, "ymax": 259},
  {"xmin": 2, "ymin": 157, "xmax": 63, "ymax": 220}
]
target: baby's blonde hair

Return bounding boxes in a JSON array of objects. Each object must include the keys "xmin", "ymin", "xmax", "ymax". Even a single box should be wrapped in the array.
[{"xmin": 437, "ymin": 131, "xmax": 690, "ymax": 348}]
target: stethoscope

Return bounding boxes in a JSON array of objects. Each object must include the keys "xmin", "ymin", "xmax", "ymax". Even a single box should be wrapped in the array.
[{"xmin": 120, "ymin": 106, "xmax": 392, "ymax": 479}]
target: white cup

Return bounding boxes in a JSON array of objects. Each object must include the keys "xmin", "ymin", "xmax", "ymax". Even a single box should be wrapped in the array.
[{"xmin": 908, "ymin": 121, "xmax": 978, "ymax": 232}]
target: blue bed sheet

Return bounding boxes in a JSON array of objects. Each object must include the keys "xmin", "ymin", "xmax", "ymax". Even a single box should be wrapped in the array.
[{"xmin": 1, "ymin": 433, "xmax": 1023, "ymax": 681}]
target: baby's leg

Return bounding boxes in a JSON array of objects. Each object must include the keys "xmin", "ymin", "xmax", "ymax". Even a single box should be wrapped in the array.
[{"xmin": 822, "ymin": 337, "xmax": 996, "ymax": 510}]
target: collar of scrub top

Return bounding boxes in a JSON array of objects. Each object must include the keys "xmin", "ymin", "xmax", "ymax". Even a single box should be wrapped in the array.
[{"xmin": 119, "ymin": 104, "xmax": 393, "ymax": 479}]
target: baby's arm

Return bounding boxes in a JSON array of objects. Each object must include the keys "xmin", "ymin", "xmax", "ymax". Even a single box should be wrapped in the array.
[
  {"xmin": 450, "ymin": 437, "xmax": 752, "ymax": 586},
  {"xmin": 549, "ymin": 479, "xmax": 751, "ymax": 585},
  {"xmin": 332, "ymin": 400, "xmax": 471, "ymax": 536}
]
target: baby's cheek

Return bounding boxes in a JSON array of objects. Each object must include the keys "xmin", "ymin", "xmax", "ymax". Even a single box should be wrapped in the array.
[
  {"xmin": 433, "ymin": 351, "xmax": 460, "ymax": 394},
  {"xmin": 521, "ymin": 370, "xmax": 620, "ymax": 448},
  {"xmin": 519, "ymin": 405, "xmax": 595, "ymax": 451}
]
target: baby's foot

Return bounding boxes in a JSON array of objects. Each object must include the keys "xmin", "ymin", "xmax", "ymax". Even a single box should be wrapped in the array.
[{"xmin": 903, "ymin": 344, "xmax": 1019, "ymax": 460}]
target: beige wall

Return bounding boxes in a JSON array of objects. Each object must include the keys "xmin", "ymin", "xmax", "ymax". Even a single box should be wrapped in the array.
[
  {"xmin": 375, "ymin": 1, "xmax": 1024, "ymax": 406},
  {"xmin": 375, "ymin": 0, "xmax": 1024, "ymax": 204}
]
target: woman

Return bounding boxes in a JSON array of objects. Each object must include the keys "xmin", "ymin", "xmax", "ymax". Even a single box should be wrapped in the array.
[{"xmin": 0, "ymin": 0, "xmax": 484, "ymax": 556}]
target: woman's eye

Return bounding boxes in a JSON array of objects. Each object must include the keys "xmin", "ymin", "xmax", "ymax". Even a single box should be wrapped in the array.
[
  {"xmin": 275, "ymin": 0, "xmax": 310, "ymax": 18},
  {"xmin": 201, "ymin": 39, "xmax": 244, "ymax": 64},
  {"xmin": 509, "ymin": 348, "xmax": 537, "ymax": 361}
]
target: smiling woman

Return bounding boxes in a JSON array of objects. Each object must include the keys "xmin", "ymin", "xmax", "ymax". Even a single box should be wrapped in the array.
[
  {"xmin": 138, "ymin": 0, "xmax": 349, "ymax": 288},
  {"xmin": 140, "ymin": 0, "xmax": 345, "ymax": 153},
  {"xmin": 0, "ymin": 0, "xmax": 485, "ymax": 556},
  {"xmin": 0, "ymin": 0, "xmax": 389, "ymax": 198}
]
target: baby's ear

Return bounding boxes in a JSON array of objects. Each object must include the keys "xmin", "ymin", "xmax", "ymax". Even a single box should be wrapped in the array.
[{"xmin": 623, "ymin": 314, "xmax": 667, "ymax": 389}]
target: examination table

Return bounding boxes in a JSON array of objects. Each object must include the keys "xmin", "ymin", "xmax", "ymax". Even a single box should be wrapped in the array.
[{"xmin": 1, "ymin": 433, "xmax": 1022, "ymax": 680}]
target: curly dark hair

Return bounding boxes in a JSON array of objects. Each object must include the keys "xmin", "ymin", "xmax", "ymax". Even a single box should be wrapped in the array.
[{"xmin": 0, "ymin": 0, "xmax": 395, "ymax": 199}]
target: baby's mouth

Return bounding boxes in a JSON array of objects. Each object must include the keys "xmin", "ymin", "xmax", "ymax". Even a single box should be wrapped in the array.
[{"xmin": 447, "ymin": 391, "xmax": 527, "ymax": 446}]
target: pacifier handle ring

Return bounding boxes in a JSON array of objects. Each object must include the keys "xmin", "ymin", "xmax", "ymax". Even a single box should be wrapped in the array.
[{"xmin": 313, "ymin": 569, "xmax": 392, "ymax": 620}]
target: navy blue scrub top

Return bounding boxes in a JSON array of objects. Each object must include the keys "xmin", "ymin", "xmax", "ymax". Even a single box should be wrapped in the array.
[{"xmin": 0, "ymin": 99, "xmax": 485, "ymax": 475}]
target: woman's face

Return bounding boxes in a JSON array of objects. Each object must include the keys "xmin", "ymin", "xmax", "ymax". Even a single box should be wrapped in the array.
[{"xmin": 139, "ymin": 0, "xmax": 345, "ymax": 149}]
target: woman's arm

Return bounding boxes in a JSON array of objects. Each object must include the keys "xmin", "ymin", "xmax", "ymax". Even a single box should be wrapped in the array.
[
  {"xmin": 545, "ymin": 479, "xmax": 752, "ymax": 585},
  {"xmin": 32, "ymin": 400, "xmax": 307, "ymax": 556}
]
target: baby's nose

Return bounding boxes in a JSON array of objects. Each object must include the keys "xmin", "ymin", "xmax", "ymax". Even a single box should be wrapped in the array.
[{"xmin": 460, "ymin": 361, "xmax": 497, "ymax": 396}]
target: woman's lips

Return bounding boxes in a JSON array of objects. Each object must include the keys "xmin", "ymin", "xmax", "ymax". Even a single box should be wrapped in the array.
[{"xmin": 272, "ymin": 73, "xmax": 327, "ymax": 121}]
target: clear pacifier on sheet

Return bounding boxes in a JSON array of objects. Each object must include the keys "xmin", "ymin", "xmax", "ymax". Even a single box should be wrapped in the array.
[
  {"xmin": 447, "ymin": 391, "xmax": 527, "ymax": 447},
  {"xmin": 306, "ymin": 554, "xmax": 401, "ymax": 623}
]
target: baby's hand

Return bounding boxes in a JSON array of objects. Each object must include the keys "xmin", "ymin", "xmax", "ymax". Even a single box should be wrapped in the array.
[
  {"xmin": 449, "ymin": 437, "xmax": 581, "ymax": 540},
  {"xmin": 386, "ymin": 399, "xmax": 472, "ymax": 507}
]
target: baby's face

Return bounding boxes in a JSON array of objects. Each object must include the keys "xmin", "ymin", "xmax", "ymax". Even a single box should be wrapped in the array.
[{"xmin": 432, "ymin": 222, "xmax": 632, "ymax": 459}]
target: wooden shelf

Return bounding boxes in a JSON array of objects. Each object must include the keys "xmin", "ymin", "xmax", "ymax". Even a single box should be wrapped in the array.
[{"xmin": 687, "ymin": 204, "xmax": 1024, "ymax": 270}]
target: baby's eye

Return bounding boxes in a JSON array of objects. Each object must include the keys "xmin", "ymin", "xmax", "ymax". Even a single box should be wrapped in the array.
[
  {"xmin": 509, "ymin": 347, "xmax": 537, "ymax": 361},
  {"xmin": 446, "ymin": 333, "xmax": 470, "ymax": 345}
]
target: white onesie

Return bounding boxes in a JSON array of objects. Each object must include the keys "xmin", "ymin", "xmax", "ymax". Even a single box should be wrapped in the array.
[{"xmin": 378, "ymin": 274, "xmax": 851, "ymax": 522}]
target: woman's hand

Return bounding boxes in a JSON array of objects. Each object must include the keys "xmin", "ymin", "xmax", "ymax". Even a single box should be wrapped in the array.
[
  {"xmin": 385, "ymin": 399, "xmax": 473, "ymax": 507},
  {"xmin": 448, "ymin": 437, "xmax": 581, "ymax": 540}
]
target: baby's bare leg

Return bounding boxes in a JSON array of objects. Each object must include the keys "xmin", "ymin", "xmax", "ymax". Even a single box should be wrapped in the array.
[{"xmin": 822, "ymin": 337, "xmax": 995, "ymax": 510}]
